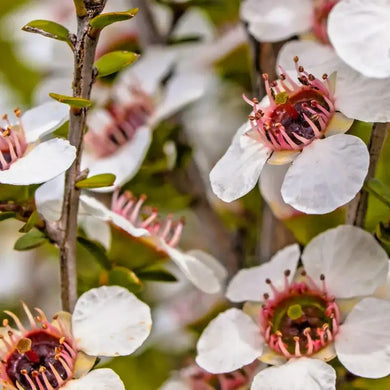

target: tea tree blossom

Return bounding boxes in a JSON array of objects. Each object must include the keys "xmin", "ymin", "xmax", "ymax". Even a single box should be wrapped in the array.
[
  {"xmin": 0, "ymin": 285, "xmax": 152, "ymax": 390},
  {"xmin": 78, "ymin": 190, "xmax": 227, "ymax": 294},
  {"xmin": 0, "ymin": 101, "xmax": 75, "ymax": 185},
  {"xmin": 196, "ymin": 226, "xmax": 390, "ymax": 389},
  {"xmin": 328, "ymin": 0, "xmax": 390, "ymax": 78},
  {"xmin": 210, "ymin": 58, "xmax": 369, "ymax": 214}
]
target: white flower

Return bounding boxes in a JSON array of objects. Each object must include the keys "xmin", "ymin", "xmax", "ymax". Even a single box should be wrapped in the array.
[
  {"xmin": 79, "ymin": 190, "xmax": 227, "ymax": 294},
  {"xmin": 210, "ymin": 58, "xmax": 369, "ymax": 214},
  {"xmin": 196, "ymin": 225, "xmax": 390, "ymax": 389},
  {"xmin": 0, "ymin": 285, "xmax": 152, "ymax": 390},
  {"xmin": 83, "ymin": 47, "xmax": 206, "ymax": 191},
  {"xmin": 0, "ymin": 101, "xmax": 75, "ymax": 185},
  {"xmin": 328, "ymin": 0, "xmax": 390, "ymax": 78}
]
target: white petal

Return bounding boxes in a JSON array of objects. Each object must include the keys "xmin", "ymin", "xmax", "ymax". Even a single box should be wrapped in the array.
[
  {"xmin": 152, "ymin": 73, "xmax": 206, "ymax": 124},
  {"xmin": 35, "ymin": 174, "xmax": 64, "ymax": 221},
  {"xmin": 161, "ymin": 241, "xmax": 223, "ymax": 294},
  {"xmin": 374, "ymin": 260, "xmax": 390, "ymax": 300},
  {"xmin": 281, "ymin": 134, "xmax": 369, "ymax": 214},
  {"xmin": 328, "ymin": 0, "xmax": 390, "ymax": 78},
  {"xmin": 72, "ymin": 286, "xmax": 152, "ymax": 356},
  {"xmin": 226, "ymin": 244, "xmax": 301, "ymax": 302},
  {"xmin": 251, "ymin": 359, "xmax": 336, "ymax": 390},
  {"xmin": 33, "ymin": 76, "xmax": 73, "ymax": 105},
  {"xmin": 23, "ymin": 101, "xmax": 69, "ymax": 143},
  {"xmin": 79, "ymin": 195, "xmax": 149, "ymax": 238},
  {"xmin": 81, "ymin": 216, "xmax": 111, "ymax": 249},
  {"xmin": 160, "ymin": 378, "xmax": 190, "ymax": 390},
  {"xmin": 86, "ymin": 126, "xmax": 152, "ymax": 192},
  {"xmin": 302, "ymin": 225, "xmax": 389, "ymax": 298},
  {"xmin": 241, "ymin": 0, "xmax": 313, "ymax": 42},
  {"xmin": 335, "ymin": 297, "xmax": 390, "ymax": 378},
  {"xmin": 0, "ymin": 139, "xmax": 76, "ymax": 185},
  {"xmin": 196, "ymin": 308, "xmax": 263, "ymax": 373},
  {"xmin": 210, "ymin": 126, "xmax": 271, "ymax": 202},
  {"xmin": 325, "ymin": 112, "xmax": 354, "ymax": 137},
  {"xmin": 259, "ymin": 163, "xmax": 299, "ymax": 220},
  {"xmin": 63, "ymin": 369, "xmax": 125, "ymax": 390}
]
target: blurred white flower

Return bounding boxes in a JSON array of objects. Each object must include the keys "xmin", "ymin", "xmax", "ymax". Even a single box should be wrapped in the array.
[
  {"xmin": 327, "ymin": 0, "xmax": 390, "ymax": 78},
  {"xmin": 197, "ymin": 225, "xmax": 390, "ymax": 389},
  {"xmin": 0, "ymin": 102, "xmax": 74, "ymax": 185},
  {"xmin": 0, "ymin": 285, "xmax": 151, "ymax": 390},
  {"xmin": 210, "ymin": 58, "xmax": 369, "ymax": 214}
]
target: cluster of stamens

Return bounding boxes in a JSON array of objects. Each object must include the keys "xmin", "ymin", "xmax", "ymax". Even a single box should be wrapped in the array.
[
  {"xmin": 313, "ymin": 0, "xmax": 340, "ymax": 44},
  {"xmin": 260, "ymin": 270, "xmax": 340, "ymax": 358},
  {"xmin": 244, "ymin": 57, "xmax": 335, "ymax": 152},
  {"xmin": 112, "ymin": 189, "xmax": 184, "ymax": 248},
  {"xmin": 0, "ymin": 304, "xmax": 76, "ymax": 390},
  {"xmin": 86, "ymin": 86, "xmax": 154, "ymax": 158},
  {"xmin": 0, "ymin": 109, "xmax": 28, "ymax": 171}
]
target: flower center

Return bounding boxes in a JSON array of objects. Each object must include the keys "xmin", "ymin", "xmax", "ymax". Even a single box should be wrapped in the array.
[
  {"xmin": 0, "ymin": 109, "xmax": 28, "ymax": 170},
  {"xmin": 261, "ymin": 271, "xmax": 340, "ymax": 358},
  {"xmin": 313, "ymin": 0, "xmax": 339, "ymax": 44},
  {"xmin": 0, "ymin": 306, "xmax": 76, "ymax": 390},
  {"xmin": 245, "ymin": 57, "xmax": 335, "ymax": 152},
  {"xmin": 85, "ymin": 87, "xmax": 154, "ymax": 158}
]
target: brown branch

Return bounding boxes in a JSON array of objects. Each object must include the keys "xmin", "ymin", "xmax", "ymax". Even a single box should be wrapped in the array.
[{"xmin": 347, "ymin": 122, "xmax": 390, "ymax": 228}]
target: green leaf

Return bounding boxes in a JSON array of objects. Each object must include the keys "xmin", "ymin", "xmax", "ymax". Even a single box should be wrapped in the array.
[
  {"xmin": 137, "ymin": 268, "xmax": 177, "ymax": 282},
  {"xmin": 22, "ymin": 20, "xmax": 72, "ymax": 46},
  {"xmin": 19, "ymin": 211, "xmax": 41, "ymax": 233},
  {"xmin": 90, "ymin": 8, "xmax": 138, "ymax": 29},
  {"xmin": 76, "ymin": 173, "xmax": 116, "ymax": 189},
  {"xmin": 77, "ymin": 236, "xmax": 111, "ymax": 269},
  {"xmin": 365, "ymin": 178, "xmax": 390, "ymax": 208},
  {"xmin": 95, "ymin": 51, "xmax": 139, "ymax": 78},
  {"xmin": 49, "ymin": 93, "xmax": 92, "ymax": 108},
  {"xmin": 14, "ymin": 230, "xmax": 47, "ymax": 251},
  {"xmin": 0, "ymin": 211, "xmax": 17, "ymax": 221},
  {"xmin": 108, "ymin": 266, "xmax": 143, "ymax": 293}
]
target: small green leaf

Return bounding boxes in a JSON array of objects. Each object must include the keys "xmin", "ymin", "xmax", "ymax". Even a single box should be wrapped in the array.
[
  {"xmin": 49, "ymin": 93, "xmax": 92, "ymax": 108},
  {"xmin": 137, "ymin": 268, "xmax": 177, "ymax": 282},
  {"xmin": 95, "ymin": 51, "xmax": 139, "ymax": 78},
  {"xmin": 77, "ymin": 236, "xmax": 111, "ymax": 269},
  {"xmin": 22, "ymin": 20, "xmax": 72, "ymax": 46},
  {"xmin": 90, "ymin": 8, "xmax": 138, "ymax": 29},
  {"xmin": 19, "ymin": 211, "xmax": 41, "ymax": 233},
  {"xmin": 376, "ymin": 222, "xmax": 390, "ymax": 245},
  {"xmin": 365, "ymin": 178, "xmax": 390, "ymax": 208},
  {"xmin": 0, "ymin": 211, "xmax": 17, "ymax": 221},
  {"xmin": 108, "ymin": 266, "xmax": 143, "ymax": 293},
  {"xmin": 14, "ymin": 230, "xmax": 47, "ymax": 251},
  {"xmin": 76, "ymin": 173, "xmax": 116, "ymax": 189}
]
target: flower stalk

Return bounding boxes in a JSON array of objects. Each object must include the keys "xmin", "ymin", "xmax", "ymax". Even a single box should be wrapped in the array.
[{"xmin": 347, "ymin": 122, "xmax": 390, "ymax": 227}]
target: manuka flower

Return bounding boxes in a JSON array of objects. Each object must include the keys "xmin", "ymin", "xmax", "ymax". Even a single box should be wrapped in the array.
[
  {"xmin": 210, "ymin": 58, "xmax": 369, "ymax": 214},
  {"xmin": 328, "ymin": 0, "xmax": 390, "ymax": 78},
  {"xmin": 196, "ymin": 226, "xmax": 390, "ymax": 389},
  {"xmin": 83, "ymin": 48, "xmax": 205, "ymax": 191},
  {"xmin": 79, "ymin": 190, "xmax": 227, "ymax": 294},
  {"xmin": 0, "ymin": 102, "xmax": 75, "ymax": 185},
  {"xmin": 0, "ymin": 285, "xmax": 151, "ymax": 390}
]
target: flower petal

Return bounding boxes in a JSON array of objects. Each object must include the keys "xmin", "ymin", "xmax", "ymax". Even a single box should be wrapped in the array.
[
  {"xmin": 302, "ymin": 225, "xmax": 389, "ymax": 298},
  {"xmin": 226, "ymin": 244, "xmax": 300, "ymax": 302},
  {"xmin": 152, "ymin": 73, "xmax": 206, "ymax": 125},
  {"xmin": 86, "ymin": 126, "xmax": 152, "ymax": 192},
  {"xmin": 324, "ymin": 112, "xmax": 354, "ymax": 137},
  {"xmin": 210, "ymin": 124, "xmax": 271, "ymax": 202},
  {"xmin": 241, "ymin": 0, "xmax": 313, "ymax": 42},
  {"xmin": 161, "ymin": 241, "xmax": 223, "ymax": 294},
  {"xmin": 63, "ymin": 368, "xmax": 125, "ymax": 390},
  {"xmin": 196, "ymin": 308, "xmax": 263, "ymax": 373},
  {"xmin": 335, "ymin": 297, "xmax": 390, "ymax": 378},
  {"xmin": 160, "ymin": 378, "xmax": 189, "ymax": 390},
  {"xmin": 259, "ymin": 163, "xmax": 299, "ymax": 220},
  {"xmin": 281, "ymin": 134, "xmax": 369, "ymax": 214},
  {"xmin": 35, "ymin": 174, "xmax": 64, "ymax": 221},
  {"xmin": 0, "ymin": 139, "xmax": 76, "ymax": 185},
  {"xmin": 72, "ymin": 286, "xmax": 152, "ymax": 356},
  {"xmin": 328, "ymin": 0, "xmax": 390, "ymax": 79},
  {"xmin": 251, "ymin": 358, "xmax": 336, "ymax": 390},
  {"xmin": 23, "ymin": 101, "xmax": 69, "ymax": 143}
]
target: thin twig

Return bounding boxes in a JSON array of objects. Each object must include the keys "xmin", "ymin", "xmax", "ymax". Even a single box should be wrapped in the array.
[{"xmin": 347, "ymin": 122, "xmax": 390, "ymax": 228}]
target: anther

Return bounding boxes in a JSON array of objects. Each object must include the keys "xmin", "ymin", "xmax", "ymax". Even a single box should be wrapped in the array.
[
  {"xmin": 262, "ymin": 73, "xmax": 269, "ymax": 80},
  {"xmin": 263, "ymin": 293, "xmax": 269, "ymax": 300},
  {"xmin": 322, "ymin": 73, "xmax": 328, "ymax": 80},
  {"xmin": 298, "ymin": 66, "xmax": 304, "ymax": 73},
  {"xmin": 14, "ymin": 108, "xmax": 21, "ymax": 118},
  {"xmin": 252, "ymin": 98, "xmax": 259, "ymax": 104},
  {"xmin": 284, "ymin": 270, "xmax": 291, "ymax": 277},
  {"xmin": 293, "ymin": 56, "xmax": 299, "ymax": 62}
]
